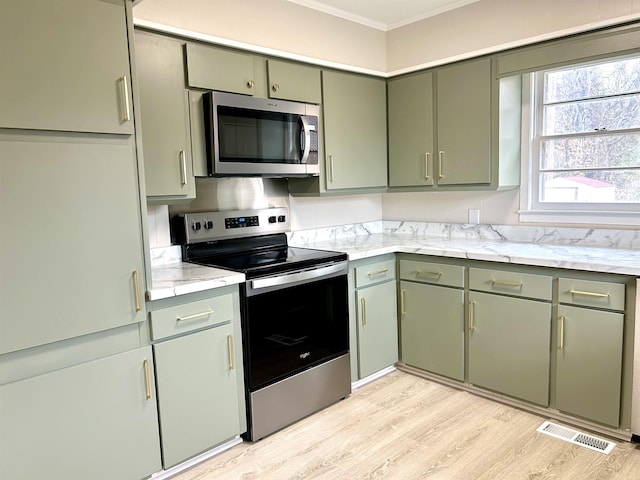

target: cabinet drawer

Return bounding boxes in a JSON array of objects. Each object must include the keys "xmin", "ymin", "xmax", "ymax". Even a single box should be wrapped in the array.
[
  {"xmin": 399, "ymin": 259, "xmax": 464, "ymax": 288},
  {"xmin": 469, "ymin": 267, "xmax": 552, "ymax": 300},
  {"xmin": 150, "ymin": 293, "xmax": 235, "ymax": 340},
  {"xmin": 558, "ymin": 278, "xmax": 625, "ymax": 311},
  {"xmin": 355, "ymin": 259, "xmax": 396, "ymax": 288}
]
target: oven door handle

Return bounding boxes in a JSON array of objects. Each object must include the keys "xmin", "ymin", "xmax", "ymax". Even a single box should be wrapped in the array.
[{"xmin": 250, "ymin": 262, "xmax": 346, "ymax": 291}]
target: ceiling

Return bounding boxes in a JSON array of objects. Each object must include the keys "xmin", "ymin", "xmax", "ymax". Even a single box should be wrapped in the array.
[{"xmin": 287, "ymin": 0, "xmax": 480, "ymax": 30}]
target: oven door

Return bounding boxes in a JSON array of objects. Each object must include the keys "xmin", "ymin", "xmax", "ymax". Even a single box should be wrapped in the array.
[{"xmin": 242, "ymin": 262, "xmax": 349, "ymax": 391}]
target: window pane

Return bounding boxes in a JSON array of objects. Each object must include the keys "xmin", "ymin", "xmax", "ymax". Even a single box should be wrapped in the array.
[
  {"xmin": 543, "ymin": 94, "xmax": 640, "ymax": 135},
  {"xmin": 540, "ymin": 133, "xmax": 640, "ymax": 170},
  {"xmin": 544, "ymin": 57, "xmax": 640, "ymax": 103},
  {"xmin": 540, "ymin": 170, "xmax": 640, "ymax": 203}
]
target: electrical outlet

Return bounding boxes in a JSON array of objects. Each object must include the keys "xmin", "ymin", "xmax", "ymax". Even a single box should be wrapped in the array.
[{"xmin": 468, "ymin": 209, "xmax": 480, "ymax": 225}]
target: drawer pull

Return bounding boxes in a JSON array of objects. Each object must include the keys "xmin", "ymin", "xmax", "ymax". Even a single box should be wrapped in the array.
[
  {"xmin": 143, "ymin": 359, "xmax": 153, "ymax": 400},
  {"xmin": 569, "ymin": 289, "xmax": 609, "ymax": 298},
  {"xmin": 558, "ymin": 315, "xmax": 565, "ymax": 350},
  {"xmin": 179, "ymin": 150, "xmax": 187, "ymax": 186},
  {"xmin": 416, "ymin": 269, "xmax": 441, "ymax": 278},
  {"xmin": 132, "ymin": 270, "xmax": 143, "ymax": 312},
  {"xmin": 400, "ymin": 289, "xmax": 406, "ymax": 316},
  {"xmin": 227, "ymin": 335, "xmax": 235, "ymax": 370},
  {"xmin": 361, "ymin": 298, "xmax": 367, "ymax": 326},
  {"xmin": 177, "ymin": 309, "xmax": 214, "ymax": 322},
  {"xmin": 491, "ymin": 279, "xmax": 523, "ymax": 288},
  {"xmin": 424, "ymin": 152, "xmax": 430, "ymax": 180},
  {"xmin": 368, "ymin": 269, "xmax": 389, "ymax": 277},
  {"xmin": 119, "ymin": 75, "xmax": 131, "ymax": 122}
]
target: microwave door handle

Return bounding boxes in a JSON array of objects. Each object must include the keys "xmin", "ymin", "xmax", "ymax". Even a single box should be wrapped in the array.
[{"xmin": 299, "ymin": 116, "xmax": 311, "ymax": 164}]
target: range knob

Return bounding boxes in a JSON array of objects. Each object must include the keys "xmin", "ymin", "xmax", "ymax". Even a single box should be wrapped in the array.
[
  {"xmin": 203, "ymin": 220, "xmax": 214, "ymax": 230},
  {"xmin": 191, "ymin": 221, "xmax": 202, "ymax": 231},
  {"xmin": 268, "ymin": 216, "xmax": 277, "ymax": 224}
]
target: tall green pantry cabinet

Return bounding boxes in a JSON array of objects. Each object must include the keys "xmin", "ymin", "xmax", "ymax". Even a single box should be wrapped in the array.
[{"xmin": 0, "ymin": 1, "xmax": 162, "ymax": 479}]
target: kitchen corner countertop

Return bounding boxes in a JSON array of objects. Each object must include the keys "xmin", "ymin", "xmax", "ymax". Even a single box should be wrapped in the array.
[
  {"xmin": 289, "ymin": 233, "xmax": 640, "ymax": 277},
  {"xmin": 148, "ymin": 232, "xmax": 639, "ymax": 300},
  {"xmin": 147, "ymin": 262, "xmax": 245, "ymax": 301}
]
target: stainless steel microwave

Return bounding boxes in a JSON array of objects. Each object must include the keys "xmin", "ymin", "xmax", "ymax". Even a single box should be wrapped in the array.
[{"xmin": 203, "ymin": 91, "xmax": 320, "ymax": 177}]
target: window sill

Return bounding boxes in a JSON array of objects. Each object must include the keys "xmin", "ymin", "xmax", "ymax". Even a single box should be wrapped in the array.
[{"xmin": 518, "ymin": 209, "xmax": 640, "ymax": 227}]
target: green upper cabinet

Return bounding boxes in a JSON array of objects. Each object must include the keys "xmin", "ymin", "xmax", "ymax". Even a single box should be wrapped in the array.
[
  {"xmin": 135, "ymin": 30, "xmax": 195, "ymax": 200},
  {"xmin": 388, "ymin": 56, "xmax": 521, "ymax": 190},
  {"xmin": 267, "ymin": 60, "xmax": 321, "ymax": 104},
  {"xmin": 388, "ymin": 71, "xmax": 435, "ymax": 187},
  {"xmin": 322, "ymin": 70, "xmax": 388, "ymax": 191},
  {"xmin": 436, "ymin": 58, "xmax": 492, "ymax": 185},
  {"xmin": 185, "ymin": 43, "xmax": 259, "ymax": 95},
  {"xmin": 0, "ymin": 0, "xmax": 134, "ymax": 134}
]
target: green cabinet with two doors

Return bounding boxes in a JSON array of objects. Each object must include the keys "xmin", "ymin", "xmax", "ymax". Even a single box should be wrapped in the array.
[{"xmin": 388, "ymin": 57, "xmax": 521, "ymax": 190}]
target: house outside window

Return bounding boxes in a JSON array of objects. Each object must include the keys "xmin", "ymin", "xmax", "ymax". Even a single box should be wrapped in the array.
[{"xmin": 520, "ymin": 55, "xmax": 640, "ymax": 225}]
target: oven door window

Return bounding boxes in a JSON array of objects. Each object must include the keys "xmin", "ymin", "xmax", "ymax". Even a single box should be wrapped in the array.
[{"xmin": 243, "ymin": 275, "xmax": 348, "ymax": 390}]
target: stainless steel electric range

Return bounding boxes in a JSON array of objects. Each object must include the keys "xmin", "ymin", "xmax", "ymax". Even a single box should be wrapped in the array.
[{"xmin": 173, "ymin": 207, "xmax": 351, "ymax": 441}]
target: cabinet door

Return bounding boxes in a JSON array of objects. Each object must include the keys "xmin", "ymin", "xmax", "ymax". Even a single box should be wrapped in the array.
[
  {"xmin": 468, "ymin": 292, "xmax": 551, "ymax": 406},
  {"xmin": 322, "ymin": 71, "xmax": 387, "ymax": 190},
  {"xmin": 388, "ymin": 72, "xmax": 435, "ymax": 187},
  {"xmin": 154, "ymin": 324, "xmax": 241, "ymax": 468},
  {"xmin": 0, "ymin": 138, "xmax": 146, "ymax": 354},
  {"xmin": 400, "ymin": 281, "xmax": 464, "ymax": 381},
  {"xmin": 135, "ymin": 31, "xmax": 195, "ymax": 199},
  {"xmin": 556, "ymin": 305, "xmax": 623, "ymax": 427},
  {"xmin": 0, "ymin": 347, "xmax": 161, "ymax": 480},
  {"xmin": 186, "ymin": 43, "xmax": 257, "ymax": 95},
  {"xmin": 0, "ymin": 0, "xmax": 134, "ymax": 134},
  {"xmin": 437, "ymin": 58, "xmax": 492, "ymax": 185},
  {"xmin": 267, "ymin": 60, "xmax": 321, "ymax": 104},
  {"xmin": 356, "ymin": 281, "xmax": 398, "ymax": 378}
]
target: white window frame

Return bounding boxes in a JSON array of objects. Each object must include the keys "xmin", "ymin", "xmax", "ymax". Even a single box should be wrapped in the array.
[{"xmin": 519, "ymin": 58, "xmax": 640, "ymax": 227}]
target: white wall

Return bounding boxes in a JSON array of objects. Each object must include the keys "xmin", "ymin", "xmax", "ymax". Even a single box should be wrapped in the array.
[{"xmin": 387, "ymin": 0, "xmax": 640, "ymax": 73}]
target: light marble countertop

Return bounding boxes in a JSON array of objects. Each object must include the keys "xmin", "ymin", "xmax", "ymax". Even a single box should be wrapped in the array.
[
  {"xmin": 148, "ymin": 261, "xmax": 245, "ymax": 301},
  {"xmin": 148, "ymin": 223, "xmax": 639, "ymax": 300},
  {"xmin": 288, "ymin": 233, "xmax": 640, "ymax": 276}
]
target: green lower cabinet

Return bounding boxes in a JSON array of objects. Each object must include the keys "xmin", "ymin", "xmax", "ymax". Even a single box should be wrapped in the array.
[
  {"xmin": 356, "ymin": 280, "xmax": 398, "ymax": 379},
  {"xmin": 154, "ymin": 323, "xmax": 242, "ymax": 468},
  {"xmin": 468, "ymin": 292, "xmax": 551, "ymax": 406},
  {"xmin": 0, "ymin": 347, "xmax": 161, "ymax": 480},
  {"xmin": 400, "ymin": 281, "xmax": 464, "ymax": 381},
  {"xmin": 555, "ymin": 305, "xmax": 623, "ymax": 427}
]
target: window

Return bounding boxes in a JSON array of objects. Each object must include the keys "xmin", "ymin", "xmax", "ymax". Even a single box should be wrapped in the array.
[{"xmin": 521, "ymin": 55, "xmax": 640, "ymax": 225}]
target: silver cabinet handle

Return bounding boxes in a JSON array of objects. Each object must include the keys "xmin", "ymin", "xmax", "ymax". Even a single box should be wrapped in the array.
[
  {"xmin": 558, "ymin": 315, "xmax": 565, "ymax": 349},
  {"xmin": 179, "ymin": 150, "xmax": 187, "ymax": 186},
  {"xmin": 469, "ymin": 300, "xmax": 476, "ymax": 331},
  {"xmin": 569, "ymin": 289, "xmax": 609, "ymax": 298},
  {"xmin": 143, "ymin": 359, "xmax": 153, "ymax": 400},
  {"xmin": 368, "ymin": 269, "xmax": 388, "ymax": 277},
  {"xmin": 177, "ymin": 309, "xmax": 214, "ymax": 322},
  {"xmin": 416, "ymin": 269, "xmax": 442, "ymax": 278},
  {"xmin": 329, "ymin": 155, "xmax": 335, "ymax": 183},
  {"xmin": 119, "ymin": 76, "xmax": 131, "ymax": 123},
  {"xmin": 491, "ymin": 279, "xmax": 523, "ymax": 288},
  {"xmin": 438, "ymin": 151, "xmax": 444, "ymax": 179},
  {"xmin": 361, "ymin": 298, "xmax": 367, "ymax": 326},
  {"xmin": 227, "ymin": 335, "xmax": 235, "ymax": 370},
  {"xmin": 424, "ymin": 152, "xmax": 430, "ymax": 180},
  {"xmin": 400, "ymin": 289, "xmax": 406, "ymax": 316},
  {"xmin": 132, "ymin": 270, "xmax": 142, "ymax": 312}
]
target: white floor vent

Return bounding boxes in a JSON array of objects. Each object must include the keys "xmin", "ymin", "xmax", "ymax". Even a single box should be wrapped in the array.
[{"xmin": 536, "ymin": 421, "xmax": 615, "ymax": 454}]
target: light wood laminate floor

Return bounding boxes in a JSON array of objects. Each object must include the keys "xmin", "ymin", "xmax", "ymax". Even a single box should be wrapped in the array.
[{"xmin": 174, "ymin": 371, "xmax": 640, "ymax": 479}]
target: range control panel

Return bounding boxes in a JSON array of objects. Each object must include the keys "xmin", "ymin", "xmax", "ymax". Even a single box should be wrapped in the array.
[{"xmin": 178, "ymin": 207, "xmax": 289, "ymax": 244}]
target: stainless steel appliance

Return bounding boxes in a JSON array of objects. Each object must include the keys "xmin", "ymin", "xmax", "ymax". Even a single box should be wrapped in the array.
[
  {"xmin": 174, "ymin": 208, "xmax": 351, "ymax": 441},
  {"xmin": 203, "ymin": 91, "xmax": 320, "ymax": 178}
]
